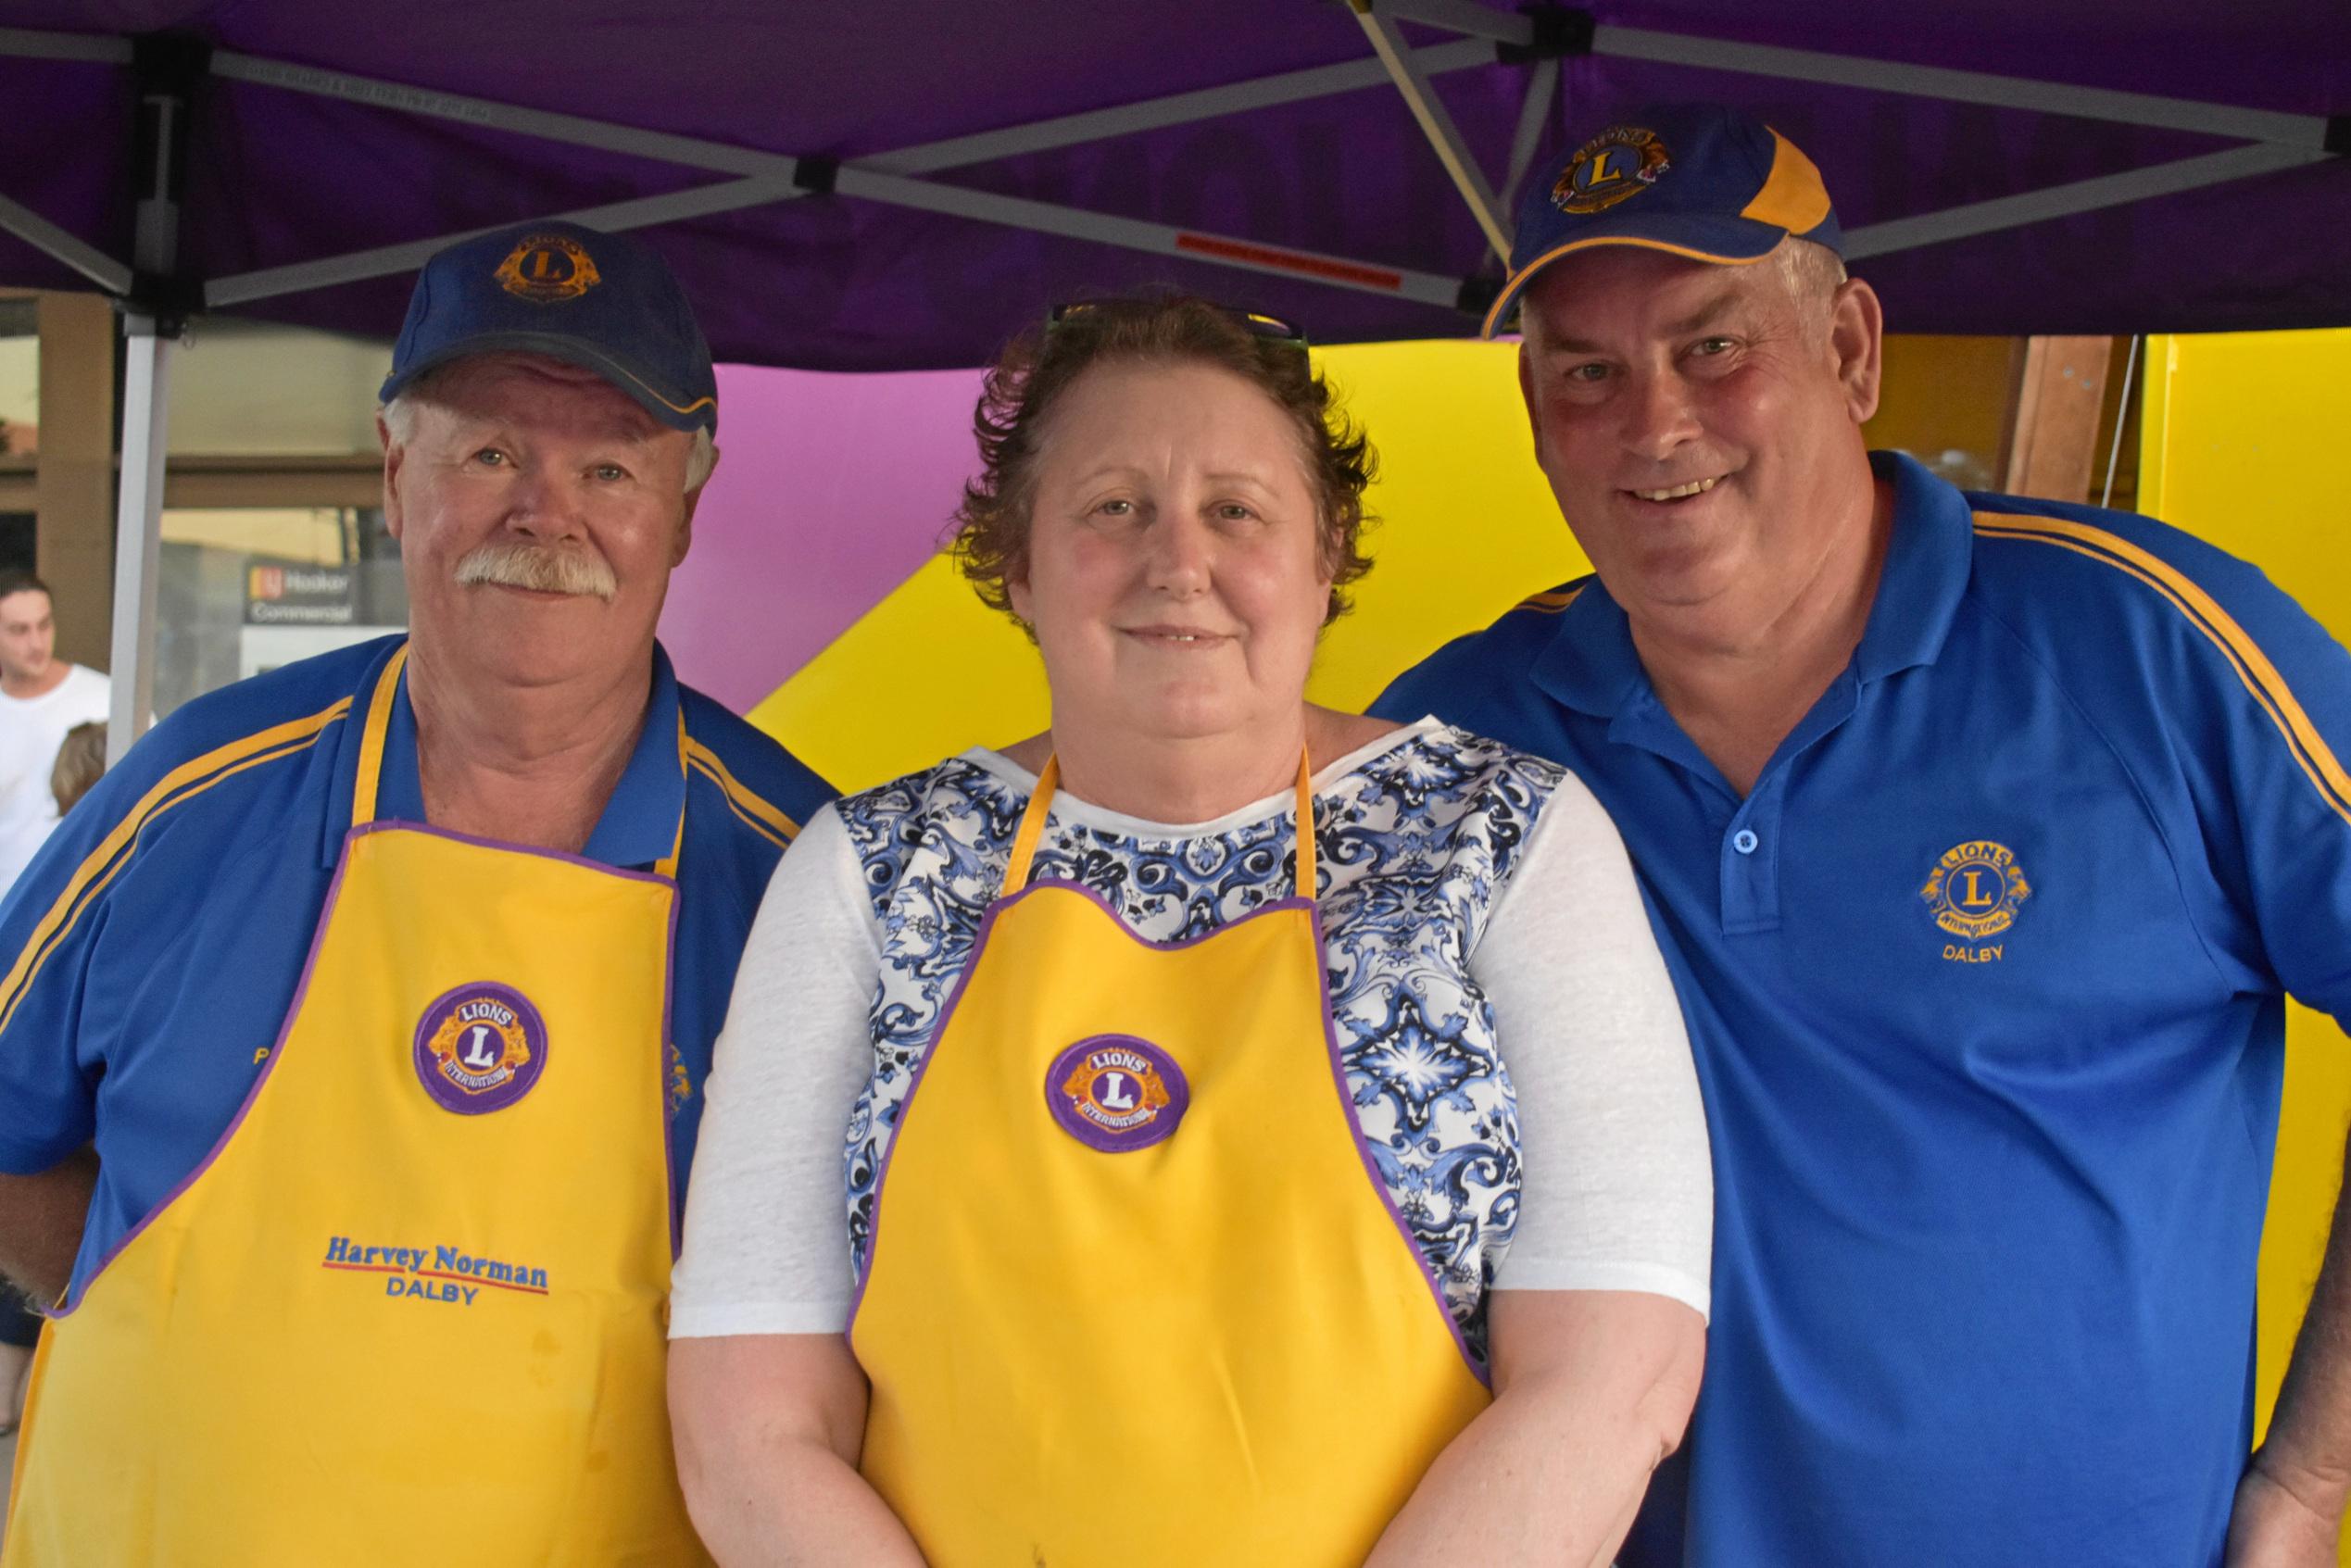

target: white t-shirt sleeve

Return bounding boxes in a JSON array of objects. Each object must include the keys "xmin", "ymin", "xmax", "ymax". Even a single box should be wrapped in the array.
[
  {"xmin": 62, "ymin": 665, "xmax": 111, "ymax": 726},
  {"xmin": 0, "ymin": 666, "xmax": 112, "ymax": 897},
  {"xmin": 671, "ymin": 802, "xmax": 880, "ymax": 1337},
  {"xmin": 1478, "ymin": 771, "xmax": 1713, "ymax": 1317}
]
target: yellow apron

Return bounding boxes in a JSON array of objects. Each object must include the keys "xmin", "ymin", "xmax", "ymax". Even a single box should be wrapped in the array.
[
  {"xmin": 4, "ymin": 646, "xmax": 709, "ymax": 1567},
  {"xmin": 852, "ymin": 754, "xmax": 1491, "ymax": 1568}
]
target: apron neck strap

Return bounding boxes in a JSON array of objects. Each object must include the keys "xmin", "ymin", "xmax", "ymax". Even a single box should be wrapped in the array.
[
  {"xmin": 348, "ymin": 642, "xmax": 689, "ymax": 881},
  {"xmin": 655, "ymin": 711, "xmax": 687, "ymax": 882},
  {"xmin": 349, "ymin": 644, "xmax": 410, "ymax": 831},
  {"xmin": 1292, "ymin": 748, "xmax": 1317, "ymax": 897},
  {"xmin": 1003, "ymin": 748, "xmax": 1318, "ymax": 899},
  {"xmin": 1001, "ymin": 755, "xmax": 1062, "ymax": 896}
]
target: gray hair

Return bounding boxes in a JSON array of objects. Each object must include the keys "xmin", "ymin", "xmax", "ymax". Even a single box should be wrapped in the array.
[
  {"xmin": 1777, "ymin": 239, "xmax": 1849, "ymax": 342},
  {"xmin": 380, "ymin": 385, "xmax": 718, "ymax": 492}
]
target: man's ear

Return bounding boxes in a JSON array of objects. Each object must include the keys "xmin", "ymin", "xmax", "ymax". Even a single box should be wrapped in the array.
[
  {"xmin": 377, "ymin": 412, "xmax": 407, "ymax": 541},
  {"xmin": 671, "ymin": 437, "xmax": 717, "ymax": 568},
  {"xmin": 1830, "ymin": 277, "xmax": 1885, "ymax": 426},
  {"xmin": 673, "ymin": 486, "xmax": 700, "ymax": 569}
]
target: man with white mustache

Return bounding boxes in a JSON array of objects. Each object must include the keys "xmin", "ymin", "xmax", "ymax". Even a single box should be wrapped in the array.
[
  {"xmin": 0, "ymin": 220, "xmax": 830, "ymax": 1565},
  {"xmin": 1380, "ymin": 107, "xmax": 2351, "ymax": 1568}
]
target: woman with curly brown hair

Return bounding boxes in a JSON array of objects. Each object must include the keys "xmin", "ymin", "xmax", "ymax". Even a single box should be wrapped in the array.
[{"xmin": 669, "ymin": 295, "xmax": 1711, "ymax": 1567}]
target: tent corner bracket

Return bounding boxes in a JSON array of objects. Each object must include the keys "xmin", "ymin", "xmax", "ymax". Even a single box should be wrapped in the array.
[
  {"xmin": 131, "ymin": 30, "xmax": 212, "ymax": 96},
  {"xmin": 1497, "ymin": 5, "xmax": 1593, "ymax": 66},
  {"xmin": 793, "ymin": 155, "xmax": 841, "ymax": 195},
  {"xmin": 123, "ymin": 270, "xmax": 203, "ymax": 336},
  {"xmin": 1455, "ymin": 273, "xmax": 1502, "ymax": 319}
]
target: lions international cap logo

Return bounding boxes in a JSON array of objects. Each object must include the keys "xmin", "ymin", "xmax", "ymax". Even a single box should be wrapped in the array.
[
  {"xmin": 1919, "ymin": 841, "xmax": 2032, "ymax": 942},
  {"xmin": 414, "ymin": 983, "xmax": 549, "ymax": 1114},
  {"xmin": 494, "ymin": 232, "xmax": 602, "ymax": 304},
  {"xmin": 1552, "ymin": 125, "xmax": 1673, "ymax": 215},
  {"xmin": 1046, "ymin": 1035, "xmax": 1189, "ymax": 1153}
]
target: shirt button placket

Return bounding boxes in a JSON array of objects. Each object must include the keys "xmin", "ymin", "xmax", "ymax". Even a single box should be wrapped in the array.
[{"xmin": 1719, "ymin": 783, "xmax": 1784, "ymax": 935}]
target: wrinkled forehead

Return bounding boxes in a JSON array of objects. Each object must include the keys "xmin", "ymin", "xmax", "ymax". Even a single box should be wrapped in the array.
[
  {"xmin": 408, "ymin": 352, "xmax": 674, "ymax": 445},
  {"xmin": 1518, "ymin": 244, "xmax": 1796, "ymax": 349}
]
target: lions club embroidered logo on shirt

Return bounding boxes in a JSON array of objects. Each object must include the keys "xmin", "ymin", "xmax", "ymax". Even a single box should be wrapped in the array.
[
  {"xmin": 413, "ymin": 983, "xmax": 549, "ymax": 1114},
  {"xmin": 1046, "ymin": 1035, "xmax": 1189, "ymax": 1152},
  {"xmin": 1919, "ymin": 840, "xmax": 2032, "ymax": 961}
]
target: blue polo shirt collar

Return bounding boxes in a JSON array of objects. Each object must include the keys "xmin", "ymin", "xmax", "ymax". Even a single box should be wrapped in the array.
[
  {"xmin": 1852, "ymin": 449, "xmax": 1975, "ymax": 683},
  {"xmin": 1529, "ymin": 578, "xmax": 1645, "ymax": 721},
  {"xmin": 321, "ymin": 637, "xmax": 689, "ymax": 871},
  {"xmin": 1528, "ymin": 449, "xmax": 1976, "ymax": 721}
]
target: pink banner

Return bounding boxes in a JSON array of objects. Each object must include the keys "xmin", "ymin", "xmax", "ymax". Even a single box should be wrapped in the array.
[{"xmin": 658, "ymin": 361, "xmax": 986, "ymax": 713}]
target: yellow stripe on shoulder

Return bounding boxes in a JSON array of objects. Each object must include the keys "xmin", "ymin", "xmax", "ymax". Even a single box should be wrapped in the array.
[
  {"xmin": 1515, "ymin": 583, "xmax": 1586, "ymax": 616},
  {"xmin": 1973, "ymin": 510, "xmax": 2351, "ymax": 827},
  {"xmin": 684, "ymin": 734, "xmax": 802, "ymax": 849},
  {"xmin": 0, "ymin": 696, "xmax": 354, "ymax": 1037}
]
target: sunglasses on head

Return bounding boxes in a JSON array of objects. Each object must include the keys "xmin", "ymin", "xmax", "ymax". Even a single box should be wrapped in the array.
[{"xmin": 1046, "ymin": 301, "xmax": 1309, "ymax": 349}]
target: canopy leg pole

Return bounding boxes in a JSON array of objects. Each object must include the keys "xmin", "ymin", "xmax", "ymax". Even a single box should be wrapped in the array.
[
  {"xmin": 107, "ymin": 316, "xmax": 171, "ymax": 765},
  {"xmin": 103, "ymin": 33, "xmax": 206, "ymax": 762},
  {"xmin": 1349, "ymin": 0, "xmax": 1512, "ymax": 261},
  {"xmin": 1497, "ymin": 55, "xmax": 1561, "ymax": 213}
]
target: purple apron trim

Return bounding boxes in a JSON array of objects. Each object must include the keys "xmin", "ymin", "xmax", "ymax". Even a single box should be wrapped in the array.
[
  {"xmin": 353, "ymin": 817, "xmax": 680, "ymax": 888},
  {"xmin": 844, "ymin": 887, "xmax": 1015, "ymax": 1343},
  {"xmin": 354, "ymin": 822, "xmax": 684, "ymax": 1246},
  {"xmin": 362, "ymin": 820, "xmax": 687, "ymax": 1254},
  {"xmin": 848, "ymin": 875, "xmax": 1484, "ymax": 1388},
  {"xmin": 848, "ymin": 880, "xmax": 1326, "ymax": 1344},
  {"xmin": 1306, "ymin": 903, "xmax": 1491, "ymax": 1389},
  {"xmin": 1043, "ymin": 1034, "xmax": 1191, "ymax": 1153},
  {"xmin": 410, "ymin": 980, "xmax": 551, "ymax": 1115},
  {"xmin": 656, "ymin": 888, "xmax": 683, "ymax": 1261},
  {"xmin": 57, "ymin": 820, "xmax": 683, "ymax": 1316},
  {"xmin": 50, "ymin": 837, "xmax": 363, "ymax": 1319}
]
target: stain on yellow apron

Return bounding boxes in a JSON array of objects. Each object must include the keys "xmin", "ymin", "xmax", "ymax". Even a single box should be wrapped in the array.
[
  {"xmin": 5, "ymin": 646, "xmax": 710, "ymax": 1566},
  {"xmin": 853, "ymin": 753, "xmax": 1491, "ymax": 1567}
]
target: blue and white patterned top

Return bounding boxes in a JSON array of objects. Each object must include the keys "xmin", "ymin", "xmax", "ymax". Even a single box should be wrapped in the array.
[{"xmin": 832, "ymin": 722, "xmax": 1562, "ymax": 1359}]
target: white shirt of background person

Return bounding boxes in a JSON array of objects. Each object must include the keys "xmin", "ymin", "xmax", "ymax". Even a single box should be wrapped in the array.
[{"xmin": 0, "ymin": 577, "xmax": 109, "ymax": 896}]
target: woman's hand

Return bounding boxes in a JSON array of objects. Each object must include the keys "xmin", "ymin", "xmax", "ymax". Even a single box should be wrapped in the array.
[
  {"xmin": 669, "ymin": 1332, "xmax": 928, "ymax": 1567},
  {"xmin": 1364, "ymin": 1288, "xmax": 1706, "ymax": 1568}
]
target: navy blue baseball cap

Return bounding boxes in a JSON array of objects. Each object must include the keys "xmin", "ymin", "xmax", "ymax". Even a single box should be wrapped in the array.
[
  {"xmin": 1483, "ymin": 106, "xmax": 1842, "ymax": 338},
  {"xmin": 379, "ymin": 220, "xmax": 719, "ymax": 433}
]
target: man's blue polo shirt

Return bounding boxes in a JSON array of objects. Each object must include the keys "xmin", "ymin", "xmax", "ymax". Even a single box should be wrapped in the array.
[
  {"xmin": 1377, "ymin": 451, "xmax": 2351, "ymax": 1568},
  {"xmin": 0, "ymin": 634, "xmax": 832, "ymax": 1306}
]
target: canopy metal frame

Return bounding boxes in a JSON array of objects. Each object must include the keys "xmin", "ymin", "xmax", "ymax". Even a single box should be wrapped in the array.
[{"xmin": 0, "ymin": 5, "xmax": 2333, "ymax": 754}]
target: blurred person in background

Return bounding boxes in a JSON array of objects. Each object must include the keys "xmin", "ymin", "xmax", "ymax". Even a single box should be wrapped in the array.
[
  {"xmin": 0, "ymin": 574, "xmax": 107, "ymax": 896},
  {"xmin": 45, "ymin": 722, "xmax": 103, "ymax": 822}
]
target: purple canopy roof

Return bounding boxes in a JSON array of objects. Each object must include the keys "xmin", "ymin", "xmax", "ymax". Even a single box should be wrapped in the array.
[{"xmin": 0, "ymin": 1, "xmax": 2341, "ymax": 368}]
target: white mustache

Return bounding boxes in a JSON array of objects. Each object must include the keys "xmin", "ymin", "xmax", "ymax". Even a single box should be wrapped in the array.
[{"xmin": 453, "ymin": 540, "xmax": 617, "ymax": 602}]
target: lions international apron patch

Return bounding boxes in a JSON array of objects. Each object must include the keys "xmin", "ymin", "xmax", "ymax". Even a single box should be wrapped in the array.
[
  {"xmin": 1045, "ymin": 1035, "xmax": 1189, "ymax": 1152},
  {"xmin": 413, "ymin": 982, "xmax": 549, "ymax": 1113}
]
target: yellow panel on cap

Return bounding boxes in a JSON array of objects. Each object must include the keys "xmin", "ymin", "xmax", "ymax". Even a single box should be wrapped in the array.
[{"xmin": 1739, "ymin": 130, "xmax": 1833, "ymax": 235}]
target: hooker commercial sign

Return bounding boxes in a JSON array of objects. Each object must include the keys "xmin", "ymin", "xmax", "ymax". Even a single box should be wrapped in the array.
[{"xmin": 245, "ymin": 562, "xmax": 357, "ymax": 625}]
